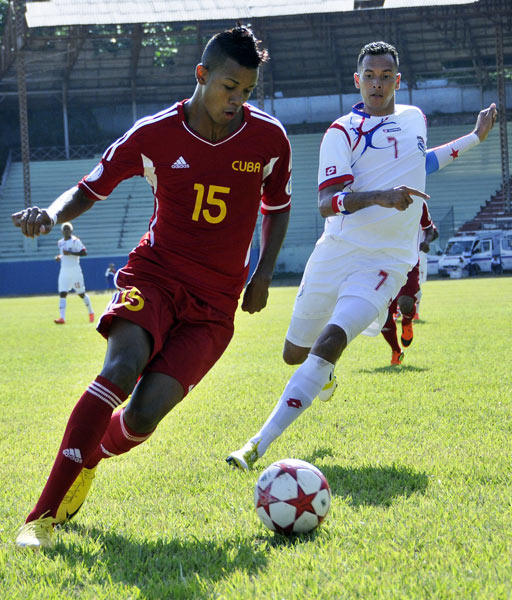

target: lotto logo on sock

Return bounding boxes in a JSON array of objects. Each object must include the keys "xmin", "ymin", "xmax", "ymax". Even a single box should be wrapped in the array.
[
  {"xmin": 287, "ymin": 398, "xmax": 303, "ymax": 409},
  {"xmin": 63, "ymin": 448, "xmax": 83, "ymax": 463}
]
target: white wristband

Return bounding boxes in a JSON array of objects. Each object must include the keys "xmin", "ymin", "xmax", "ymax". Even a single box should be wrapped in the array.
[{"xmin": 331, "ymin": 191, "xmax": 351, "ymax": 215}]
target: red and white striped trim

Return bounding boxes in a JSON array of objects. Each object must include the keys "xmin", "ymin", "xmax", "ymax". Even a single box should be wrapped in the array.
[
  {"xmin": 80, "ymin": 180, "xmax": 108, "ymax": 200},
  {"xmin": 100, "ymin": 444, "xmax": 117, "ymax": 458},
  {"xmin": 103, "ymin": 104, "xmax": 179, "ymax": 162},
  {"xmin": 88, "ymin": 380, "xmax": 123, "ymax": 410},
  {"xmin": 248, "ymin": 106, "xmax": 288, "ymax": 136},
  {"xmin": 120, "ymin": 411, "xmax": 153, "ymax": 442},
  {"xmin": 329, "ymin": 123, "xmax": 352, "ymax": 147},
  {"xmin": 261, "ymin": 198, "xmax": 291, "ymax": 212}
]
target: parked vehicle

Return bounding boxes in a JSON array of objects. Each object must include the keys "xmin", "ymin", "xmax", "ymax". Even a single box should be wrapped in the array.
[
  {"xmin": 438, "ymin": 230, "xmax": 505, "ymax": 277},
  {"xmin": 500, "ymin": 232, "xmax": 512, "ymax": 271},
  {"xmin": 426, "ymin": 241, "xmax": 443, "ymax": 276}
]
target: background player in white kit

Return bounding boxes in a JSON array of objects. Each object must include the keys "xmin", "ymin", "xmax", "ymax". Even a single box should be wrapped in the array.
[
  {"xmin": 55, "ymin": 222, "xmax": 94, "ymax": 324},
  {"xmin": 227, "ymin": 40, "xmax": 497, "ymax": 470}
]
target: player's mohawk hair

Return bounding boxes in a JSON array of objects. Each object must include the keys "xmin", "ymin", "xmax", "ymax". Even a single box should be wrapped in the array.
[
  {"xmin": 201, "ymin": 25, "xmax": 269, "ymax": 71},
  {"xmin": 357, "ymin": 41, "xmax": 399, "ymax": 69}
]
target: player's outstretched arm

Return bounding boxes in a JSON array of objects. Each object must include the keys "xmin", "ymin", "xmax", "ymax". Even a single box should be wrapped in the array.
[
  {"xmin": 12, "ymin": 186, "xmax": 95, "ymax": 238},
  {"xmin": 319, "ymin": 184, "xmax": 429, "ymax": 217},
  {"xmin": 242, "ymin": 211, "xmax": 289, "ymax": 314},
  {"xmin": 425, "ymin": 103, "xmax": 497, "ymax": 175}
]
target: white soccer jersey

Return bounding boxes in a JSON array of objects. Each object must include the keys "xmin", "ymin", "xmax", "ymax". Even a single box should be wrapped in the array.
[
  {"xmin": 318, "ymin": 102, "xmax": 428, "ymax": 266},
  {"xmin": 58, "ymin": 236, "xmax": 85, "ymax": 268}
]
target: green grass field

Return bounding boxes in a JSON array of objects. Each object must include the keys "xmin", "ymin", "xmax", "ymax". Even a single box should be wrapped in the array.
[{"xmin": 1, "ymin": 276, "xmax": 511, "ymax": 599}]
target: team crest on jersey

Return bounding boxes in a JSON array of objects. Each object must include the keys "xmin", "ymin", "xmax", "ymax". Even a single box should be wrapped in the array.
[
  {"xmin": 417, "ymin": 136, "xmax": 426, "ymax": 156},
  {"xmin": 326, "ymin": 166, "xmax": 337, "ymax": 176}
]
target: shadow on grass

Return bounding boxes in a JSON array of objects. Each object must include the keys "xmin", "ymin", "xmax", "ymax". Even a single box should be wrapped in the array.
[
  {"xmin": 360, "ymin": 364, "xmax": 429, "ymax": 374},
  {"xmin": 51, "ymin": 526, "xmax": 268, "ymax": 599},
  {"xmin": 303, "ymin": 461, "xmax": 429, "ymax": 508}
]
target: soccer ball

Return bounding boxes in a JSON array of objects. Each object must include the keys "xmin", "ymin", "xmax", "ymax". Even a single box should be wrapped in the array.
[{"xmin": 254, "ymin": 459, "xmax": 331, "ymax": 535}]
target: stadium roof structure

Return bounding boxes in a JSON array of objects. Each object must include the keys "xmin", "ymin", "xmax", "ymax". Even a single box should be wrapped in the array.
[
  {"xmin": 0, "ymin": 0, "xmax": 510, "ymax": 110},
  {"xmin": 23, "ymin": 0, "xmax": 479, "ymax": 27}
]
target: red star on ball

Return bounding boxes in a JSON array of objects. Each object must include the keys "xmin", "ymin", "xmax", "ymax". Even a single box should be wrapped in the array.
[
  {"xmin": 450, "ymin": 148, "xmax": 459, "ymax": 160},
  {"xmin": 256, "ymin": 483, "xmax": 279, "ymax": 516},
  {"xmin": 285, "ymin": 485, "xmax": 318, "ymax": 519}
]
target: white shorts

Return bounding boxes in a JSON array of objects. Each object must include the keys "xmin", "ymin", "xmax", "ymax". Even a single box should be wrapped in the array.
[
  {"xmin": 286, "ymin": 236, "xmax": 410, "ymax": 348},
  {"xmin": 58, "ymin": 267, "xmax": 86, "ymax": 294}
]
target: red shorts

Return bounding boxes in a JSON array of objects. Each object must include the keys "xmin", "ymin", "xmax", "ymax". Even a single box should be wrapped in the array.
[{"xmin": 97, "ymin": 269, "xmax": 234, "ymax": 397}]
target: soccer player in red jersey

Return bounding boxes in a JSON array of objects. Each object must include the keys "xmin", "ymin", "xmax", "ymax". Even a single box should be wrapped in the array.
[
  {"xmin": 12, "ymin": 26, "xmax": 292, "ymax": 549},
  {"xmin": 381, "ymin": 202, "xmax": 439, "ymax": 365}
]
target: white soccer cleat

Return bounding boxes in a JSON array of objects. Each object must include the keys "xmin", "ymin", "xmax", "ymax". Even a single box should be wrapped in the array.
[
  {"xmin": 226, "ymin": 440, "xmax": 261, "ymax": 471},
  {"xmin": 317, "ymin": 373, "xmax": 337, "ymax": 402}
]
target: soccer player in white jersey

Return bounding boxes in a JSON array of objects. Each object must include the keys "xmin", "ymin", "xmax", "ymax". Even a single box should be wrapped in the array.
[
  {"xmin": 227, "ymin": 40, "xmax": 497, "ymax": 470},
  {"xmin": 54, "ymin": 222, "xmax": 94, "ymax": 324}
]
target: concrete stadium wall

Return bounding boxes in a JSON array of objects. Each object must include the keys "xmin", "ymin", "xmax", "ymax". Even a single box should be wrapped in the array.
[{"xmin": 91, "ymin": 82, "xmax": 512, "ymax": 137}]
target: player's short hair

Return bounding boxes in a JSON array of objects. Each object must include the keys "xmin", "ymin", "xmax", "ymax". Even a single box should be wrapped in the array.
[
  {"xmin": 61, "ymin": 222, "xmax": 73, "ymax": 232},
  {"xmin": 357, "ymin": 41, "xmax": 399, "ymax": 70},
  {"xmin": 201, "ymin": 25, "xmax": 269, "ymax": 72}
]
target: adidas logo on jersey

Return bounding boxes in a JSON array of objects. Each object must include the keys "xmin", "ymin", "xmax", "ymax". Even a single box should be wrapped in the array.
[
  {"xmin": 63, "ymin": 448, "xmax": 83, "ymax": 463},
  {"xmin": 171, "ymin": 156, "xmax": 190, "ymax": 169}
]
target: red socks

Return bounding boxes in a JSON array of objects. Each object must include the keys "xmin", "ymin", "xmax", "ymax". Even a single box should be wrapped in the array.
[
  {"xmin": 27, "ymin": 376, "xmax": 127, "ymax": 522},
  {"xmin": 381, "ymin": 310, "xmax": 401, "ymax": 354},
  {"xmin": 85, "ymin": 408, "xmax": 155, "ymax": 469},
  {"xmin": 401, "ymin": 307, "xmax": 416, "ymax": 326}
]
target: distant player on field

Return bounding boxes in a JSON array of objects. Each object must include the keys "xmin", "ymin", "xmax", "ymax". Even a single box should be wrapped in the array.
[
  {"xmin": 104, "ymin": 263, "xmax": 116, "ymax": 289},
  {"xmin": 227, "ymin": 40, "xmax": 496, "ymax": 470},
  {"xmin": 54, "ymin": 222, "xmax": 94, "ymax": 324},
  {"xmin": 12, "ymin": 25, "xmax": 291, "ymax": 549},
  {"xmin": 381, "ymin": 202, "xmax": 438, "ymax": 365}
]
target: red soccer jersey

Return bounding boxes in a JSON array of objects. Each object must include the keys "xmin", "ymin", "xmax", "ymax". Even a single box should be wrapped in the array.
[{"xmin": 78, "ymin": 101, "xmax": 292, "ymax": 315}]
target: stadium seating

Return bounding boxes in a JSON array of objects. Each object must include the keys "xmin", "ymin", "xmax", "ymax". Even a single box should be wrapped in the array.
[
  {"xmin": 425, "ymin": 123, "xmax": 511, "ymax": 235},
  {"xmin": 0, "ymin": 122, "xmax": 510, "ymax": 267},
  {"xmin": 0, "ymin": 159, "xmax": 153, "ymax": 261}
]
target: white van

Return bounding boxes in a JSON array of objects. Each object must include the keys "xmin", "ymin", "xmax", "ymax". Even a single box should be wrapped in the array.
[
  {"xmin": 438, "ymin": 231, "xmax": 502, "ymax": 277},
  {"xmin": 500, "ymin": 232, "xmax": 512, "ymax": 271}
]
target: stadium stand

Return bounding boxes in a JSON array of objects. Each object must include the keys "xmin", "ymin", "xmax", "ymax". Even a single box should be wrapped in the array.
[
  {"xmin": 457, "ymin": 178, "xmax": 512, "ymax": 232},
  {"xmin": 0, "ymin": 158, "xmax": 152, "ymax": 261},
  {"xmin": 425, "ymin": 123, "xmax": 512, "ymax": 238}
]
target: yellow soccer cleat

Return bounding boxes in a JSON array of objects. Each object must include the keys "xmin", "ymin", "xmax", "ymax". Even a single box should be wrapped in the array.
[
  {"xmin": 15, "ymin": 515, "xmax": 55, "ymax": 549},
  {"xmin": 56, "ymin": 466, "xmax": 98, "ymax": 524},
  {"xmin": 317, "ymin": 373, "xmax": 338, "ymax": 402},
  {"xmin": 226, "ymin": 440, "xmax": 261, "ymax": 471}
]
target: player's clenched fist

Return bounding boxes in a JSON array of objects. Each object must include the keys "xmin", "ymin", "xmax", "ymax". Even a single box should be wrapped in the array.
[
  {"xmin": 474, "ymin": 102, "xmax": 497, "ymax": 142},
  {"xmin": 11, "ymin": 206, "xmax": 54, "ymax": 237}
]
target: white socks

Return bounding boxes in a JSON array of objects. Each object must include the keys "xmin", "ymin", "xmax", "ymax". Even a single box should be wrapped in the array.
[
  {"xmin": 82, "ymin": 294, "xmax": 93, "ymax": 315},
  {"xmin": 59, "ymin": 298, "xmax": 66, "ymax": 320},
  {"xmin": 250, "ymin": 354, "xmax": 334, "ymax": 457}
]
